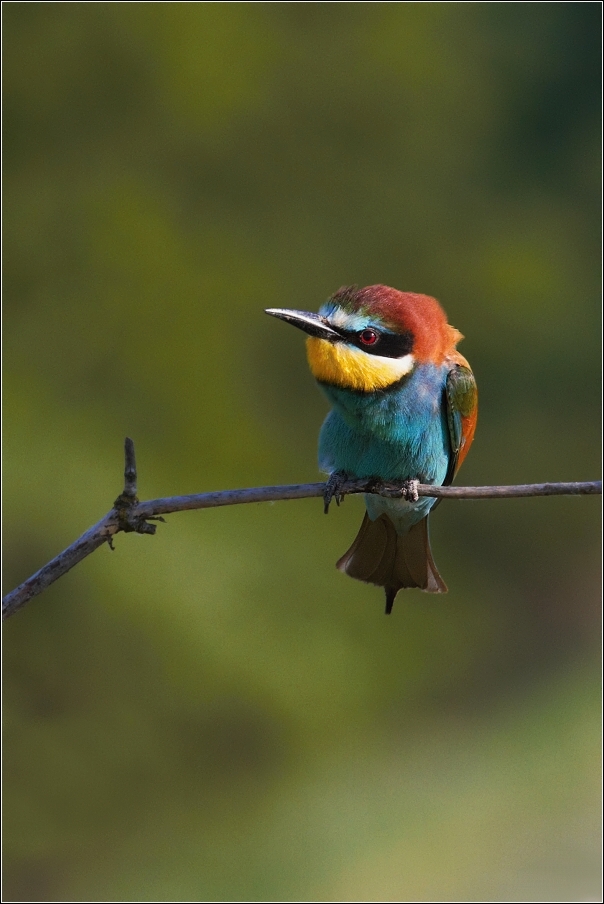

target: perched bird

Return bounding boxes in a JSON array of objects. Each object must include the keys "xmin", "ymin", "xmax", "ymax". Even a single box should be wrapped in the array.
[{"xmin": 266, "ymin": 285, "xmax": 477, "ymax": 613}]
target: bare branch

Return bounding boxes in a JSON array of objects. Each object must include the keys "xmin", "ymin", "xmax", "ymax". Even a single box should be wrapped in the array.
[
  {"xmin": 134, "ymin": 479, "xmax": 602, "ymax": 518},
  {"xmin": 2, "ymin": 514, "xmax": 120, "ymax": 620},
  {"xmin": 2, "ymin": 438, "xmax": 600, "ymax": 621},
  {"xmin": 415, "ymin": 481, "xmax": 602, "ymax": 499},
  {"xmin": 123, "ymin": 436, "xmax": 137, "ymax": 499}
]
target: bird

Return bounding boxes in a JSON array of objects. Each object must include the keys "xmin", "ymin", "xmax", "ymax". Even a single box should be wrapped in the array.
[{"xmin": 265, "ymin": 285, "xmax": 477, "ymax": 614}]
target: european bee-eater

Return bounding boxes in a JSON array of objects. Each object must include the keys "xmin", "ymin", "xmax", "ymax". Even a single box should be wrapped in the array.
[{"xmin": 266, "ymin": 285, "xmax": 478, "ymax": 614}]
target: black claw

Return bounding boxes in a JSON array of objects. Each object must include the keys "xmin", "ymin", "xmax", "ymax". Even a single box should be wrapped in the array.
[{"xmin": 323, "ymin": 471, "xmax": 348, "ymax": 514}]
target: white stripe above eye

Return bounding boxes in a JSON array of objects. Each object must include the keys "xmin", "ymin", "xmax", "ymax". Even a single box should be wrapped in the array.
[{"xmin": 322, "ymin": 307, "xmax": 370, "ymax": 332}]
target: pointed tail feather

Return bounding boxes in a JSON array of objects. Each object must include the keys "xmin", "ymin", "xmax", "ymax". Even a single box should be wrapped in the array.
[{"xmin": 336, "ymin": 513, "xmax": 447, "ymax": 611}]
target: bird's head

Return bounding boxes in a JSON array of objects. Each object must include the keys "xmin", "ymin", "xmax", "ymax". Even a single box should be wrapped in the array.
[{"xmin": 266, "ymin": 285, "xmax": 462, "ymax": 392}]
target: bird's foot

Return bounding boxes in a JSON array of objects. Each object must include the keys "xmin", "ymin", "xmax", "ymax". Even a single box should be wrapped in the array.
[
  {"xmin": 324, "ymin": 471, "xmax": 349, "ymax": 514},
  {"xmin": 399, "ymin": 478, "xmax": 420, "ymax": 503},
  {"xmin": 368, "ymin": 477, "xmax": 420, "ymax": 502}
]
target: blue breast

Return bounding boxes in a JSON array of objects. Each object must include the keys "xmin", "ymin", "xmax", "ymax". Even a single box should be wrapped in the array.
[{"xmin": 317, "ymin": 364, "xmax": 451, "ymax": 532}]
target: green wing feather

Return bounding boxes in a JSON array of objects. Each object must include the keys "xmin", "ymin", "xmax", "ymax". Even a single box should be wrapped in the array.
[{"xmin": 443, "ymin": 364, "xmax": 478, "ymax": 485}]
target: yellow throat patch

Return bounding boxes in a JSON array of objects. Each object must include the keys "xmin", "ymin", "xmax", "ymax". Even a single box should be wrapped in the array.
[{"xmin": 306, "ymin": 337, "xmax": 414, "ymax": 392}]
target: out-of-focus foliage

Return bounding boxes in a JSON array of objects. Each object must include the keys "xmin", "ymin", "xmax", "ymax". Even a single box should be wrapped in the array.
[{"xmin": 3, "ymin": 5, "xmax": 600, "ymax": 902}]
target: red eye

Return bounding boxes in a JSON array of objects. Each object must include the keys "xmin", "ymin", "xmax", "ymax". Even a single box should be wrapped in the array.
[{"xmin": 359, "ymin": 329, "xmax": 379, "ymax": 346}]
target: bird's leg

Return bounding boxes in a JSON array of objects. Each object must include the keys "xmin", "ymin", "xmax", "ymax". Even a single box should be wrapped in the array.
[{"xmin": 323, "ymin": 471, "xmax": 349, "ymax": 514}]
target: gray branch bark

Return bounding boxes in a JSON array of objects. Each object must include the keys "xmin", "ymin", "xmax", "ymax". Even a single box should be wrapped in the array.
[{"xmin": 3, "ymin": 438, "xmax": 600, "ymax": 621}]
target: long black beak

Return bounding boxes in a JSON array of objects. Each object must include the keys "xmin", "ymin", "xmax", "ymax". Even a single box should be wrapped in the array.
[{"xmin": 265, "ymin": 308, "xmax": 341, "ymax": 341}]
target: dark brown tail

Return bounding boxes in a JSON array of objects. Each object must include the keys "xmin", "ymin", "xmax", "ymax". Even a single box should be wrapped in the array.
[{"xmin": 336, "ymin": 513, "xmax": 447, "ymax": 613}]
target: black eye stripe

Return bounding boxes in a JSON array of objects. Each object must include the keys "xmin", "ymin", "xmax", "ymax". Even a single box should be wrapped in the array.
[{"xmin": 337, "ymin": 328, "xmax": 414, "ymax": 359}]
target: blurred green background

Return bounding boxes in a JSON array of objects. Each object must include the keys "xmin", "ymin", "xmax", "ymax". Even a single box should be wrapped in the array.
[{"xmin": 3, "ymin": 4, "xmax": 601, "ymax": 901}]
